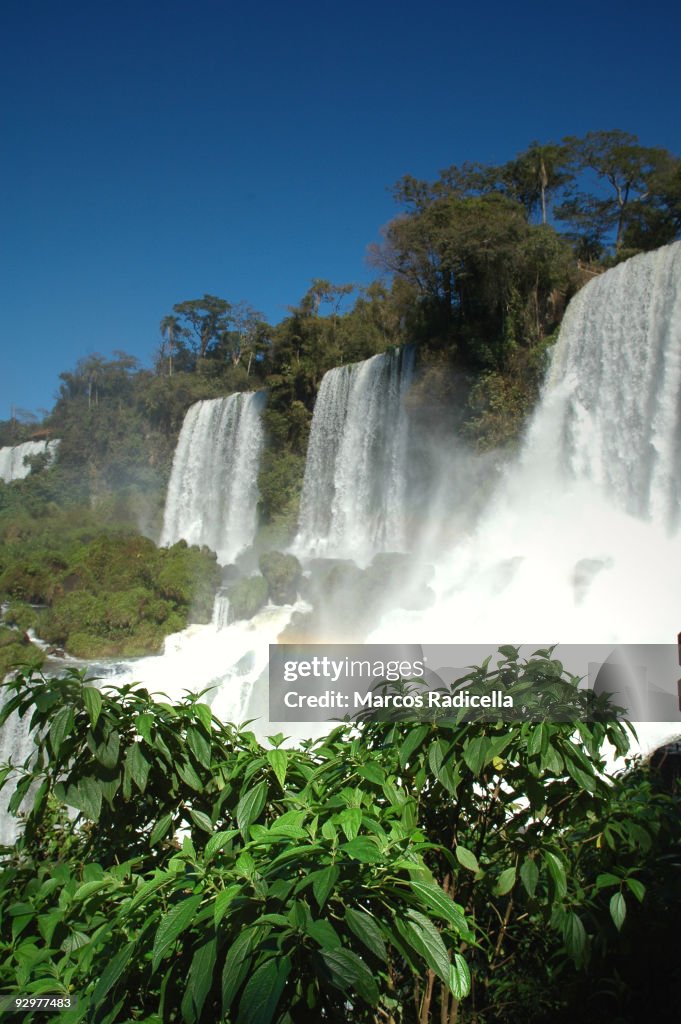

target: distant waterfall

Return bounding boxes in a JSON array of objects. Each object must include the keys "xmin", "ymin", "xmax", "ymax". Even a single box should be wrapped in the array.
[
  {"xmin": 0, "ymin": 440, "xmax": 59, "ymax": 483},
  {"xmin": 161, "ymin": 392, "xmax": 266, "ymax": 565},
  {"xmin": 296, "ymin": 347, "xmax": 415, "ymax": 561}
]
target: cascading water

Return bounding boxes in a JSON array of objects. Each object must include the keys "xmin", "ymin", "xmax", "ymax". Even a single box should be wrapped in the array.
[
  {"xmin": 372, "ymin": 242, "xmax": 681, "ymax": 650},
  {"xmin": 160, "ymin": 392, "xmax": 266, "ymax": 565},
  {"xmin": 0, "ymin": 439, "xmax": 59, "ymax": 483},
  {"xmin": 295, "ymin": 346, "xmax": 415, "ymax": 562}
]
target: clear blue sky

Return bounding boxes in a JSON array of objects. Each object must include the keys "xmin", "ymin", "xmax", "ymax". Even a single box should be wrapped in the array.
[{"xmin": 1, "ymin": 0, "xmax": 680, "ymax": 421}]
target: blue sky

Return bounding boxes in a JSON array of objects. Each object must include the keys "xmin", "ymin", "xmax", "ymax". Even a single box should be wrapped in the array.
[{"xmin": 1, "ymin": 0, "xmax": 680, "ymax": 421}]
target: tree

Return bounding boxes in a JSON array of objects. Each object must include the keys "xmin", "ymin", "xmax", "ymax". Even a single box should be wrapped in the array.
[
  {"xmin": 556, "ymin": 130, "xmax": 681, "ymax": 255},
  {"xmin": 171, "ymin": 295, "xmax": 233, "ymax": 359},
  {"xmin": 502, "ymin": 141, "xmax": 573, "ymax": 225}
]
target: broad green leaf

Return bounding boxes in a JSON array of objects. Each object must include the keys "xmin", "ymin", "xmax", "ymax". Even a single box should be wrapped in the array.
[
  {"xmin": 176, "ymin": 759, "xmax": 204, "ymax": 791},
  {"xmin": 92, "ymin": 941, "xmax": 135, "ymax": 1005},
  {"xmin": 237, "ymin": 956, "xmax": 291, "ymax": 1024},
  {"xmin": 94, "ymin": 728, "xmax": 120, "ymax": 769},
  {"xmin": 125, "ymin": 742, "xmax": 150, "ymax": 793},
  {"xmin": 339, "ymin": 806, "xmax": 362, "ymax": 841},
  {"xmin": 463, "ymin": 736, "xmax": 491, "ymax": 775},
  {"xmin": 189, "ymin": 809, "xmax": 213, "ymax": 833},
  {"xmin": 82, "ymin": 686, "xmax": 103, "ymax": 729},
  {"xmin": 236, "ymin": 780, "xmax": 268, "ymax": 836},
  {"xmin": 610, "ymin": 891, "xmax": 626, "ymax": 931},
  {"xmin": 495, "ymin": 866, "xmax": 516, "ymax": 896},
  {"xmin": 409, "ymin": 881, "xmax": 471, "ymax": 938},
  {"xmin": 342, "ymin": 836, "xmax": 383, "ymax": 863},
  {"xmin": 398, "ymin": 910, "xmax": 450, "ymax": 985},
  {"xmin": 266, "ymin": 749, "xmax": 287, "ymax": 789},
  {"xmin": 205, "ymin": 830, "xmax": 239, "ymax": 861},
  {"xmin": 149, "ymin": 812, "xmax": 173, "ymax": 846},
  {"xmin": 49, "ymin": 706, "xmax": 74, "ymax": 757},
  {"xmin": 134, "ymin": 712, "xmax": 154, "ymax": 743},
  {"xmin": 543, "ymin": 851, "xmax": 567, "ymax": 900},
  {"xmin": 269, "ymin": 810, "xmax": 307, "ymax": 838},
  {"xmin": 320, "ymin": 948, "xmax": 379, "ymax": 1006},
  {"xmin": 625, "ymin": 877, "xmax": 646, "ymax": 902},
  {"xmin": 344, "ymin": 908, "xmax": 388, "ymax": 963},
  {"xmin": 213, "ymin": 884, "xmax": 242, "ymax": 926},
  {"xmin": 398, "ymin": 725, "xmax": 429, "ymax": 768},
  {"xmin": 311, "ymin": 865, "xmax": 339, "ymax": 910},
  {"xmin": 181, "ymin": 935, "xmax": 217, "ymax": 1022},
  {"xmin": 563, "ymin": 911, "xmax": 587, "ymax": 963},
  {"xmin": 455, "ymin": 845, "xmax": 479, "ymax": 873},
  {"xmin": 356, "ymin": 762, "xmax": 385, "ymax": 785},
  {"xmin": 306, "ymin": 918, "xmax": 342, "ymax": 949},
  {"xmin": 186, "ymin": 725, "xmax": 211, "ymax": 768},
  {"xmin": 449, "ymin": 953, "xmax": 471, "ymax": 999},
  {"xmin": 65, "ymin": 777, "xmax": 102, "ymax": 821},
  {"xmin": 222, "ymin": 927, "xmax": 268, "ymax": 1011},
  {"xmin": 152, "ymin": 894, "xmax": 202, "ymax": 971},
  {"xmin": 520, "ymin": 857, "xmax": 539, "ymax": 898}
]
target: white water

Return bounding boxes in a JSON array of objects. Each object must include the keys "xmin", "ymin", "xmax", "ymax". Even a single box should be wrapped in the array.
[
  {"xmin": 372, "ymin": 244, "xmax": 681, "ymax": 647},
  {"xmin": 160, "ymin": 392, "xmax": 266, "ymax": 564},
  {"xmin": 295, "ymin": 346, "xmax": 415, "ymax": 563},
  {"xmin": 0, "ymin": 440, "xmax": 59, "ymax": 483}
]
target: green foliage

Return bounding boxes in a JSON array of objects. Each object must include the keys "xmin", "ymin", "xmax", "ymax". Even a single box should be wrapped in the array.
[
  {"xmin": 0, "ymin": 532, "xmax": 220, "ymax": 659},
  {"xmin": 0, "ymin": 659, "xmax": 678, "ymax": 1023},
  {"xmin": 225, "ymin": 575, "xmax": 269, "ymax": 623}
]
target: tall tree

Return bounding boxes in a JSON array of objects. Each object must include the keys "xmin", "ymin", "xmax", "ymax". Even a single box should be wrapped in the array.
[
  {"xmin": 171, "ymin": 295, "xmax": 233, "ymax": 359},
  {"xmin": 556, "ymin": 130, "xmax": 680, "ymax": 254}
]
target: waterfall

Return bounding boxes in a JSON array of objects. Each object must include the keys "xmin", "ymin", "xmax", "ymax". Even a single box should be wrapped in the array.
[
  {"xmin": 372, "ymin": 243, "xmax": 681, "ymax": 647},
  {"xmin": 160, "ymin": 392, "xmax": 266, "ymax": 565},
  {"xmin": 526, "ymin": 242, "xmax": 681, "ymax": 527},
  {"xmin": 296, "ymin": 346, "xmax": 415, "ymax": 562},
  {"xmin": 0, "ymin": 439, "xmax": 59, "ymax": 483}
]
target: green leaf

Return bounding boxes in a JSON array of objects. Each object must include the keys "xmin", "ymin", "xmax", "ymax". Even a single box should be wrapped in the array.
[
  {"xmin": 311, "ymin": 865, "xmax": 339, "ymax": 910},
  {"xmin": 463, "ymin": 736, "xmax": 491, "ymax": 775},
  {"xmin": 356, "ymin": 762, "xmax": 385, "ymax": 785},
  {"xmin": 520, "ymin": 857, "xmax": 539, "ymax": 898},
  {"xmin": 563, "ymin": 911, "xmax": 587, "ymax": 964},
  {"xmin": 65, "ymin": 777, "xmax": 102, "ymax": 821},
  {"xmin": 495, "ymin": 867, "xmax": 516, "ymax": 896},
  {"xmin": 205, "ymin": 830, "xmax": 239, "ymax": 861},
  {"xmin": 82, "ymin": 686, "xmax": 103, "ymax": 729},
  {"xmin": 409, "ymin": 881, "xmax": 471, "ymax": 938},
  {"xmin": 152, "ymin": 894, "xmax": 202, "ymax": 971},
  {"xmin": 449, "ymin": 953, "xmax": 471, "ymax": 999},
  {"xmin": 49, "ymin": 706, "xmax": 74, "ymax": 757},
  {"xmin": 176, "ymin": 759, "xmax": 204, "ymax": 791},
  {"xmin": 149, "ymin": 812, "xmax": 173, "ymax": 847},
  {"xmin": 344, "ymin": 908, "xmax": 388, "ymax": 963},
  {"xmin": 213, "ymin": 884, "xmax": 242, "ymax": 927},
  {"xmin": 182, "ymin": 935, "xmax": 217, "ymax": 1022},
  {"xmin": 543, "ymin": 851, "xmax": 567, "ymax": 900},
  {"xmin": 610, "ymin": 891, "xmax": 626, "ymax": 931},
  {"xmin": 625, "ymin": 877, "xmax": 646, "ymax": 902},
  {"xmin": 125, "ymin": 742, "xmax": 150, "ymax": 793},
  {"xmin": 186, "ymin": 725, "xmax": 212, "ymax": 769},
  {"xmin": 236, "ymin": 780, "xmax": 268, "ymax": 836},
  {"xmin": 189, "ymin": 809, "xmax": 214, "ymax": 833},
  {"xmin": 266, "ymin": 748, "xmax": 287, "ymax": 789},
  {"xmin": 398, "ymin": 725, "xmax": 429, "ymax": 768},
  {"xmin": 237, "ymin": 956, "xmax": 291, "ymax": 1024},
  {"xmin": 455, "ymin": 845, "xmax": 479, "ymax": 873},
  {"xmin": 339, "ymin": 806, "xmax": 362, "ymax": 841},
  {"xmin": 92, "ymin": 941, "xmax": 135, "ymax": 1005},
  {"xmin": 397, "ymin": 910, "xmax": 450, "ymax": 985},
  {"xmin": 321, "ymin": 948, "xmax": 379, "ymax": 1006},
  {"xmin": 342, "ymin": 836, "xmax": 383, "ymax": 863},
  {"xmin": 222, "ymin": 927, "xmax": 268, "ymax": 1012},
  {"xmin": 134, "ymin": 712, "xmax": 154, "ymax": 743}
]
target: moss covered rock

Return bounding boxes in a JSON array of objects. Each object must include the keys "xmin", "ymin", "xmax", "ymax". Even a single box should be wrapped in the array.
[
  {"xmin": 259, "ymin": 550, "xmax": 302, "ymax": 605},
  {"xmin": 227, "ymin": 575, "xmax": 269, "ymax": 623}
]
